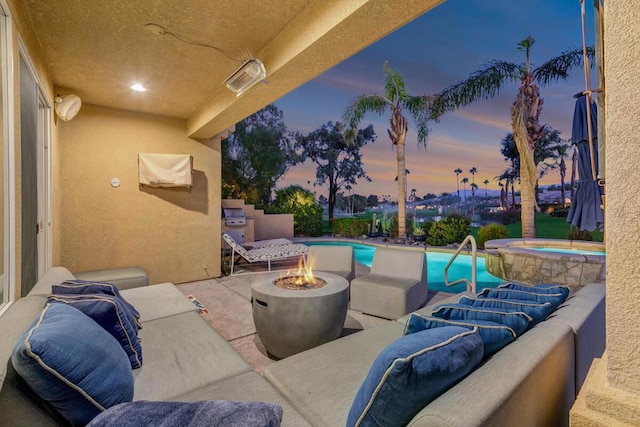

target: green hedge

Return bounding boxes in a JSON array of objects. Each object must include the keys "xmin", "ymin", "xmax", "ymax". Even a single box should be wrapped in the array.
[
  {"xmin": 332, "ymin": 218, "xmax": 370, "ymax": 238},
  {"xmin": 427, "ymin": 215, "xmax": 471, "ymax": 246}
]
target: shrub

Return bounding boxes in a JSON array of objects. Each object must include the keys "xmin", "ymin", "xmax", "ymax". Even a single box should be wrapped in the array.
[
  {"xmin": 500, "ymin": 208, "xmax": 521, "ymax": 225},
  {"xmin": 476, "ymin": 223, "xmax": 509, "ymax": 249},
  {"xmin": 332, "ymin": 218, "xmax": 370, "ymax": 238},
  {"xmin": 567, "ymin": 226, "xmax": 593, "ymax": 241},
  {"xmin": 427, "ymin": 215, "xmax": 471, "ymax": 246},
  {"xmin": 267, "ymin": 185, "xmax": 323, "ymax": 237}
]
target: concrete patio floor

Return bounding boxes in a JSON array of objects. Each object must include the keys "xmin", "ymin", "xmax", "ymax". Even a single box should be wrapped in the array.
[{"xmin": 176, "ymin": 260, "xmax": 454, "ymax": 373}]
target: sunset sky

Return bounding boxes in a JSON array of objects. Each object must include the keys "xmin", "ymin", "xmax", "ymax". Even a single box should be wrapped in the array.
[{"xmin": 274, "ymin": 0, "xmax": 595, "ymax": 200}]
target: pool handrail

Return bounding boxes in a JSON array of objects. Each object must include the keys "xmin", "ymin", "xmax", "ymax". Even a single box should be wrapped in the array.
[{"xmin": 444, "ymin": 235, "xmax": 477, "ymax": 293}]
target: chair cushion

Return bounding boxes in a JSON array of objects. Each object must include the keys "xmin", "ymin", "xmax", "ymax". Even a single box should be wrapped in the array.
[
  {"xmin": 87, "ymin": 400, "xmax": 283, "ymax": 427},
  {"xmin": 431, "ymin": 303, "xmax": 532, "ymax": 336},
  {"xmin": 52, "ymin": 280, "xmax": 141, "ymax": 328},
  {"xmin": 458, "ymin": 295, "xmax": 554, "ymax": 325},
  {"xmin": 11, "ymin": 303, "xmax": 134, "ymax": 426},
  {"xmin": 47, "ymin": 294, "xmax": 143, "ymax": 369},
  {"xmin": 346, "ymin": 326, "xmax": 482, "ymax": 427},
  {"xmin": 404, "ymin": 313, "xmax": 516, "ymax": 357}
]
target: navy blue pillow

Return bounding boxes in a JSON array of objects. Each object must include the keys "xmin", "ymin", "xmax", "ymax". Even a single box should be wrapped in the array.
[
  {"xmin": 88, "ymin": 400, "xmax": 283, "ymax": 427},
  {"xmin": 478, "ymin": 287, "xmax": 567, "ymax": 311},
  {"xmin": 458, "ymin": 295, "xmax": 554, "ymax": 326},
  {"xmin": 431, "ymin": 303, "xmax": 532, "ymax": 336},
  {"xmin": 52, "ymin": 280, "xmax": 141, "ymax": 328},
  {"xmin": 48, "ymin": 294, "xmax": 142, "ymax": 369},
  {"xmin": 405, "ymin": 313, "xmax": 516, "ymax": 357},
  {"xmin": 498, "ymin": 282, "xmax": 571, "ymax": 299},
  {"xmin": 347, "ymin": 326, "xmax": 483, "ymax": 427},
  {"xmin": 11, "ymin": 303, "xmax": 134, "ymax": 427}
]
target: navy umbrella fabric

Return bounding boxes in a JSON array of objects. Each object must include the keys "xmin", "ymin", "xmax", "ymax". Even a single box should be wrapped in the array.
[{"xmin": 567, "ymin": 95, "xmax": 604, "ymax": 231}]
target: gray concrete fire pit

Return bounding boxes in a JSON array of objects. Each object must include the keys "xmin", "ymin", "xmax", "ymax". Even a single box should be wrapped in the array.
[{"xmin": 251, "ymin": 271, "xmax": 349, "ymax": 359}]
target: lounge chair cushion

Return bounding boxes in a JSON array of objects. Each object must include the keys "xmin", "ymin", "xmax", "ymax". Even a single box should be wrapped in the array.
[
  {"xmin": 246, "ymin": 238, "xmax": 292, "ymax": 249},
  {"xmin": 346, "ymin": 326, "xmax": 482, "ymax": 427},
  {"xmin": 87, "ymin": 400, "xmax": 283, "ymax": 427},
  {"xmin": 404, "ymin": 313, "xmax": 516, "ymax": 357},
  {"xmin": 431, "ymin": 303, "xmax": 533, "ymax": 336},
  {"xmin": 11, "ymin": 303, "xmax": 134, "ymax": 426},
  {"xmin": 47, "ymin": 294, "xmax": 143, "ymax": 369}
]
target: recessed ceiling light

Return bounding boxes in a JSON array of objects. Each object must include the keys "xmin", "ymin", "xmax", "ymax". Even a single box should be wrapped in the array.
[{"xmin": 130, "ymin": 83, "xmax": 147, "ymax": 92}]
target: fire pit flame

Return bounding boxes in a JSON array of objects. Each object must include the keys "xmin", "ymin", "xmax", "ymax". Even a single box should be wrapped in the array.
[{"xmin": 274, "ymin": 255, "xmax": 327, "ymax": 290}]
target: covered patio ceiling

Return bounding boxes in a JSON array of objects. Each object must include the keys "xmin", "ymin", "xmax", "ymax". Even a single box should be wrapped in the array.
[{"xmin": 14, "ymin": 0, "xmax": 444, "ymax": 139}]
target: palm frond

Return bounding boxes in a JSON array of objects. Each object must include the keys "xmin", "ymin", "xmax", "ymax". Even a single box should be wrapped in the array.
[
  {"xmin": 342, "ymin": 94, "xmax": 388, "ymax": 142},
  {"xmin": 432, "ymin": 60, "xmax": 523, "ymax": 115},
  {"xmin": 533, "ymin": 46, "xmax": 595, "ymax": 86},
  {"xmin": 383, "ymin": 61, "xmax": 408, "ymax": 102},
  {"xmin": 403, "ymin": 95, "xmax": 433, "ymax": 146}
]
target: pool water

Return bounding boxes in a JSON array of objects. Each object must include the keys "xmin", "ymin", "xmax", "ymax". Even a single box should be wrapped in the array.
[
  {"xmin": 528, "ymin": 247, "xmax": 606, "ymax": 256},
  {"xmin": 305, "ymin": 242, "xmax": 503, "ymax": 293}
]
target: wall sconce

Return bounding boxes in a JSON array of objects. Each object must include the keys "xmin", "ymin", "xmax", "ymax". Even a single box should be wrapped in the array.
[
  {"xmin": 55, "ymin": 94, "xmax": 82, "ymax": 121},
  {"xmin": 224, "ymin": 59, "xmax": 266, "ymax": 97}
]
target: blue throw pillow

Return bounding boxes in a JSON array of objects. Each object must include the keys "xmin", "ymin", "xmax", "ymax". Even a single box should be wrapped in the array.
[
  {"xmin": 478, "ymin": 288, "xmax": 567, "ymax": 311},
  {"xmin": 431, "ymin": 303, "xmax": 532, "ymax": 336},
  {"xmin": 404, "ymin": 313, "xmax": 516, "ymax": 357},
  {"xmin": 347, "ymin": 326, "xmax": 483, "ymax": 427},
  {"xmin": 88, "ymin": 400, "xmax": 283, "ymax": 427},
  {"xmin": 11, "ymin": 303, "xmax": 134, "ymax": 427},
  {"xmin": 458, "ymin": 295, "xmax": 554, "ymax": 326},
  {"xmin": 52, "ymin": 280, "xmax": 141, "ymax": 328},
  {"xmin": 498, "ymin": 282, "xmax": 571, "ymax": 299},
  {"xmin": 48, "ymin": 294, "xmax": 142, "ymax": 369}
]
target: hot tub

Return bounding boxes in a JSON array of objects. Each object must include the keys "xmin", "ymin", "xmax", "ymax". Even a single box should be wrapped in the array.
[{"xmin": 484, "ymin": 238, "xmax": 606, "ymax": 288}]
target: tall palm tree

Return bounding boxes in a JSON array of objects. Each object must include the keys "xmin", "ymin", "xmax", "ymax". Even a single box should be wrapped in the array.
[
  {"xmin": 344, "ymin": 62, "xmax": 432, "ymax": 237},
  {"xmin": 461, "ymin": 177, "xmax": 469, "ymax": 212},
  {"xmin": 432, "ymin": 36, "xmax": 593, "ymax": 238},
  {"xmin": 498, "ymin": 181, "xmax": 505, "ymax": 208},
  {"xmin": 483, "ymin": 179, "xmax": 490, "ymax": 198},
  {"xmin": 454, "ymin": 168, "xmax": 463, "ymax": 210},
  {"xmin": 470, "ymin": 182, "xmax": 479, "ymax": 217}
]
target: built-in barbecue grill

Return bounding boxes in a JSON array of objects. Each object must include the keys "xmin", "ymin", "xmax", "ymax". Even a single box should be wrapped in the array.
[{"xmin": 223, "ymin": 207, "xmax": 246, "ymax": 227}]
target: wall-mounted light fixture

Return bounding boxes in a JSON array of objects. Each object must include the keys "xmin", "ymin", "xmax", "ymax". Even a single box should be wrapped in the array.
[
  {"xmin": 224, "ymin": 59, "xmax": 266, "ymax": 97},
  {"xmin": 55, "ymin": 94, "xmax": 82, "ymax": 121}
]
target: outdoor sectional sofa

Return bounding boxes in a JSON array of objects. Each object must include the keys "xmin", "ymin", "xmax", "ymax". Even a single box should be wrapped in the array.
[{"xmin": 0, "ymin": 266, "xmax": 605, "ymax": 426}]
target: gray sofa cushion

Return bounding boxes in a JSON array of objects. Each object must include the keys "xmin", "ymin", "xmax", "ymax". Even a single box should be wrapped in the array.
[
  {"xmin": 121, "ymin": 283, "xmax": 197, "ymax": 323},
  {"xmin": 173, "ymin": 371, "xmax": 312, "ymax": 427},
  {"xmin": 264, "ymin": 321, "xmax": 405, "ymax": 426},
  {"xmin": 132, "ymin": 311, "xmax": 250, "ymax": 401},
  {"xmin": 74, "ymin": 267, "xmax": 149, "ymax": 291},
  {"xmin": 26, "ymin": 267, "xmax": 76, "ymax": 296}
]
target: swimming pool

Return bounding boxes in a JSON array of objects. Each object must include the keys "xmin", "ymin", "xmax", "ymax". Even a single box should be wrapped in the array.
[{"xmin": 305, "ymin": 241, "xmax": 503, "ymax": 293}]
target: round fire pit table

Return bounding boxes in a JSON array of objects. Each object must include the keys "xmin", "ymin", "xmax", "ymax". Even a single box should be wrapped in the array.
[{"xmin": 251, "ymin": 271, "xmax": 349, "ymax": 359}]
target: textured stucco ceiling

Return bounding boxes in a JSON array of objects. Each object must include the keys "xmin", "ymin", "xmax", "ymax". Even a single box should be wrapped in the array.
[{"xmin": 17, "ymin": 0, "xmax": 444, "ymax": 139}]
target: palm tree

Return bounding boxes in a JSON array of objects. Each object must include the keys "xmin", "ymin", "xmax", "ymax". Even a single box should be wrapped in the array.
[
  {"xmin": 454, "ymin": 168, "xmax": 463, "ymax": 211},
  {"xmin": 483, "ymin": 179, "xmax": 490, "ymax": 198},
  {"xmin": 469, "ymin": 167, "xmax": 477, "ymax": 186},
  {"xmin": 345, "ymin": 184, "xmax": 352, "ymax": 215},
  {"xmin": 344, "ymin": 62, "xmax": 433, "ymax": 237},
  {"xmin": 498, "ymin": 181, "xmax": 505, "ymax": 208},
  {"xmin": 470, "ymin": 182, "xmax": 479, "ymax": 217},
  {"xmin": 461, "ymin": 177, "xmax": 469, "ymax": 212},
  {"xmin": 432, "ymin": 36, "xmax": 593, "ymax": 238}
]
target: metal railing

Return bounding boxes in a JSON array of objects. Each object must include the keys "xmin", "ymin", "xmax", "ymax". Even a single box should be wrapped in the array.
[{"xmin": 443, "ymin": 235, "xmax": 477, "ymax": 293}]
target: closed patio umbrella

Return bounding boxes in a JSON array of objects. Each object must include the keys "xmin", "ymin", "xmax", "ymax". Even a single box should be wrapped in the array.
[{"xmin": 566, "ymin": 95, "xmax": 604, "ymax": 231}]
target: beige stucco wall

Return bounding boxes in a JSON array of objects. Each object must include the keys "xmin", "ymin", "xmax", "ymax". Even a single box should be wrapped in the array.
[
  {"xmin": 57, "ymin": 104, "xmax": 222, "ymax": 284},
  {"xmin": 603, "ymin": 0, "xmax": 640, "ymax": 394}
]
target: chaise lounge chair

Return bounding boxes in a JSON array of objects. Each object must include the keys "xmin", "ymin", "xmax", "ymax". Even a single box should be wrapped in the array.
[{"xmin": 221, "ymin": 232, "xmax": 309, "ymax": 275}]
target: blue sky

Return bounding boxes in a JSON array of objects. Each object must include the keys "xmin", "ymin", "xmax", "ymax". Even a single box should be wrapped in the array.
[{"xmin": 275, "ymin": 0, "xmax": 595, "ymax": 199}]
